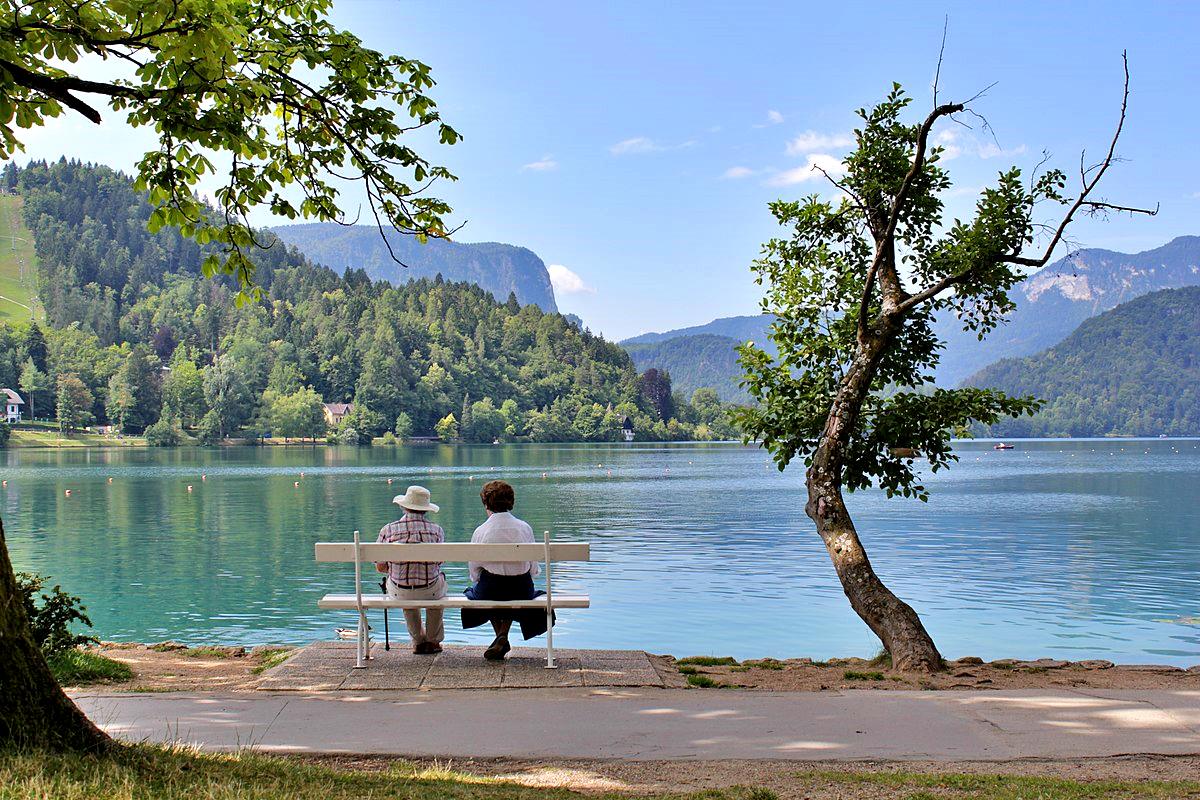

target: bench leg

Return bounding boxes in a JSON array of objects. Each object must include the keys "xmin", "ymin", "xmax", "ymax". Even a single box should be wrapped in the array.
[
  {"xmin": 545, "ymin": 607, "xmax": 556, "ymax": 670},
  {"xmin": 384, "ymin": 608, "xmax": 390, "ymax": 651},
  {"xmin": 354, "ymin": 611, "xmax": 368, "ymax": 669}
]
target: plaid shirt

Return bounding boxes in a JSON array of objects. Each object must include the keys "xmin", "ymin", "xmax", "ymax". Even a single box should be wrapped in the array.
[{"xmin": 376, "ymin": 513, "xmax": 444, "ymax": 587}]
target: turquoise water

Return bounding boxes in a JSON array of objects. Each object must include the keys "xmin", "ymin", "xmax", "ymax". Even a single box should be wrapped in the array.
[{"xmin": 3, "ymin": 440, "xmax": 1198, "ymax": 664}]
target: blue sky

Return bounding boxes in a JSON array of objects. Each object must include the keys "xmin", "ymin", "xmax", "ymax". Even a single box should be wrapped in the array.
[{"xmin": 21, "ymin": 1, "xmax": 1199, "ymax": 339}]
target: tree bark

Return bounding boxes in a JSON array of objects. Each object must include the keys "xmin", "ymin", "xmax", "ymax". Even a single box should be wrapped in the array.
[
  {"xmin": 805, "ymin": 328, "xmax": 943, "ymax": 672},
  {"xmin": 0, "ymin": 515, "xmax": 112, "ymax": 751}
]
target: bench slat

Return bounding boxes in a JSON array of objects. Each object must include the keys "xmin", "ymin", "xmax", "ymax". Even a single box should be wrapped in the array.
[
  {"xmin": 317, "ymin": 593, "xmax": 591, "ymax": 610},
  {"xmin": 315, "ymin": 542, "xmax": 590, "ymax": 563}
]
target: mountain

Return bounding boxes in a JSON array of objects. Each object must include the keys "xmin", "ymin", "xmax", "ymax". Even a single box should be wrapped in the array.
[
  {"xmin": 936, "ymin": 237, "xmax": 1200, "ymax": 386},
  {"xmin": 623, "ymin": 334, "xmax": 749, "ymax": 403},
  {"xmin": 270, "ymin": 222, "xmax": 558, "ymax": 312},
  {"xmin": 622, "ymin": 314, "xmax": 774, "ymax": 346},
  {"xmin": 965, "ymin": 287, "xmax": 1200, "ymax": 437}
]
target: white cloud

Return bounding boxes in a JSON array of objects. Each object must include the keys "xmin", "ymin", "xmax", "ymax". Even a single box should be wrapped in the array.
[
  {"xmin": 934, "ymin": 129, "xmax": 962, "ymax": 160},
  {"xmin": 977, "ymin": 142, "xmax": 1028, "ymax": 159},
  {"xmin": 609, "ymin": 137, "xmax": 661, "ymax": 155},
  {"xmin": 521, "ymin": 154, "xmax": 558, "ymax": 171},
  {"xmin": 608, "ymin": 137, "xmax": 695, "ymax": 156},
  {"xmin": 721, "ymin": 166, "xmax": 757, "ymax": 179},
  {"xmin": 547, "ymin": 264, "xmax": 595, "ymax": 295},
  {"xmin": 766, "ymin": 109, "xmax": 784, "ymax": 125},
  {"xmin": 785, "ymin": 130, "xmax": 854, "ymax": 155},
  {"xmin": 765, "ymin": 153, "xmax": 845, "ymax": 186}
]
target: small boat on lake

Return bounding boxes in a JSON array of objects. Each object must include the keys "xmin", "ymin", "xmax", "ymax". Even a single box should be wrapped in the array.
[{"xmin": 993, "ymin": 443, "xmax": 1015, "ymax": 450}]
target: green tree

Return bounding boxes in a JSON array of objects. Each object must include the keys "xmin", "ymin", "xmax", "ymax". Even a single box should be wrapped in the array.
[
  {"xmin": 434, "ymin": 412, "xmax": 458, "ymax": 442},
  {"xmin": 465, "ymin": 397, "xmax": 505, "ymax": 443},
  {"xmin": 105, "ymin": 372, "xmax": 135, "ymax": 434},
  {"xmin": 736, "ymin": 64, "xmax": 1152, "ymax": 671},
  {"xmin": 1, "ymin": 0, "xmax": 460, "ymax": 296},
  {"xmin": 54, "ymin": 374, "xmax": 93, "ymax": 433},
  {"xmin": 161, "ymin": 353, "xmax": 204, "ymax": 427},
  {"xmin": 202, "ymin": 355, "xmax": 251, "ymax": 439},
  {"xmin": 267, "ymin": 387, "xmax": 326, "ymax": 440},
  {"xmin": 393, "ymin": 412, "xmax": 413, "ymax": 440},
  {"xmin": 18, "ymin": 358, "xmax": 46, "ymax": 420}
]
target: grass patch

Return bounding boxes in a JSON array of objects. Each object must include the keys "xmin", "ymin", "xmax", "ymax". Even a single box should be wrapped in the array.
[
  {"xmin": 0, "ymin": 742, "xmax": 766, "ymax": 800},
  {"xmin": 801, "ymin": 769, "xmax": 1200, "ymax": 798},
  {"xmin": 744, "ymin": 658, "xmax": 786, "ymax": 671},
  {"xmin": 676, "ymin": 665, "xmax": 698, "ymax": 675},
  {"xmin": 676, "ymin": 655, "xmax": 739, "ymax": 667},
  {"xmin": 0, "ymin": 194, "xmax": 42, "ymax": 323},
  {"xmin": 843, "ymin": 670, "xmax": 885, "ymax": 682},
  {"xmin": 685, "ymin": 673, "xmax": 721, "ymax": 688},
  {"xmin": 8, "ymin": 428, "xmax": 148, "ymax": 448},
  {"xmin": 46, "ymin": 650, "xmax": 132, "ymax": 686},
  {"xmin": 251, "ymin": 648, "xmax": 294, "ymax": 675},
  {"xmin": 869, "ymin": 648, "xmax": 892, "ymax": 669},
  {"xmin": 729, "ymin": 665, "xmax": 751, "ymax": 672}
]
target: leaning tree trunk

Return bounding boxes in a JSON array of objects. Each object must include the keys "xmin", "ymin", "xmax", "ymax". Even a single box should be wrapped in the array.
[
  {"xmin": 804, "ymin": 332, "xmax": 943, "ymax": 673},
  {"xmin": 0, "ymin": 515, "xmax": 112, "ymax": 751}
]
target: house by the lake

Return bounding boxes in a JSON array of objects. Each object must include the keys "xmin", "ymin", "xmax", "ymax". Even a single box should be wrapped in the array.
[
  {"xmin": 622, "ymin": 416, "xmax": 635, "ymax": 442},
  {"xmin": 323, "ymin": 402, "xmax": 353, "ymax": 428},
  {"xmin": 3, "ymin": 388, "xmax": 24, "ymax": 423}
]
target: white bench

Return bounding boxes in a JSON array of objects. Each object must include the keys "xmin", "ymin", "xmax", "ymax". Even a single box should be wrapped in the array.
[{"xmin": 315, "ymin": 531, "xmax": 590, "ymax": 669}]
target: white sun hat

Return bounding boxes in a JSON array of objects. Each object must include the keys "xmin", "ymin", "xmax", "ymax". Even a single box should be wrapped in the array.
[{"xmin": 393, "ymin": 485, "xmax": 439, "ymax": 513}]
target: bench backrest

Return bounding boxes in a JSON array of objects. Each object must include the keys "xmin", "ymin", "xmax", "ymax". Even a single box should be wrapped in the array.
[{"xmin": 315, "ymin": 541, "xmax": 590, "ymax": 564}]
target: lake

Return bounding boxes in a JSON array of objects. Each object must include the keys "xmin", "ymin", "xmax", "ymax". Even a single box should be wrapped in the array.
[{"xmin": 3, "ymin": 440, "xmax": 1198, "ymax": 665}]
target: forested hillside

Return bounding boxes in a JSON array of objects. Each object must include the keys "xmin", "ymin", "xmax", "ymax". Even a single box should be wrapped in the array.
[
  {"xmin": 936, "ymin": 237, "xmax": 1200, "ymax": 386},
  {"xmin": 271, "ymin": 223, "xmax": 559, "ymax": 312},
  {"xmin": 966, "ymin": 288, "xmax": 1200, "ymax": 437},
  {"xmin": 0, "ymin": 160, "xmax": 735, "ymax": 444},
  {"xmin": 624, "ymin": 334, "xmax": 749, "ymax": 402}
]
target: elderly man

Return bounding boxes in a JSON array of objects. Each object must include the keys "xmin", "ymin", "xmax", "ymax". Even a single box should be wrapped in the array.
[
  {"xmin": 375, "ymin": 485, "xmax": 446, "ymax": 654},
  {"xmin": 461, "ymin": 480, "xmax": 551, "ymax": 661}
]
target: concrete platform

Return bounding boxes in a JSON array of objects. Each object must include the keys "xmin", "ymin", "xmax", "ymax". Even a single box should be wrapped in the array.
[{"xmin": 256, "ymin": 642, "xmax": 667, "ymax": 691}]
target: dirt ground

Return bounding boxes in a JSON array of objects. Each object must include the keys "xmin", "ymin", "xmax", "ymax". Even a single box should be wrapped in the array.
[
  {"xmin": 82, "ymin": 644, "xmax": 1200, "ymax": 694},
  {"xmin": 305, "ymin": 753, "xmax": 1200, "ymax": 798},
  {"xmin": 80, "ymin": 642, "xmax": 296, "ymax": 691},
  {"xmin": 652, "ymin": 654, "xmax": 1200, "ymax": 692}
]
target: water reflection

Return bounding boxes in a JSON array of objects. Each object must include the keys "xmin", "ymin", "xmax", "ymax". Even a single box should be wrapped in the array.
[{"xmin": 2, "ymin": 439, "xmax": 1198, "ymax": 664}]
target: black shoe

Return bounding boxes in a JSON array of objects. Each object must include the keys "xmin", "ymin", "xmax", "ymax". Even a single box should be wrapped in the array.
[{"xmin": 484, "ymin": 635, "xmax": 510, "ymax": 661}]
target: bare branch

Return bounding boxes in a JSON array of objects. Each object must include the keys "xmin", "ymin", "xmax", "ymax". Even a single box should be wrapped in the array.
[
  {"xmin": 932, "ymin": 16, "xmax": 948, "ymax": 107},
  {"xmin": 892, "ymin": 51, "xmax": 1154, "ymax": 315}
]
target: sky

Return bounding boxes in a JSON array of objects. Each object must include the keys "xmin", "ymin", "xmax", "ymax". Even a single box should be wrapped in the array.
[{"xmin": 19, "ymin": 1, "xmax": 1200, "ymax": 340}]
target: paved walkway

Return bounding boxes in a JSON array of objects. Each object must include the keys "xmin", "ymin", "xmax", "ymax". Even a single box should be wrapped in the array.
[
  {"xmin": 74, "ymin": 687, "xmax": 1200, "ymax": 761},
  {"xmin": 258, "ymin": 642, "xmax": 667, "ymax": 691}
]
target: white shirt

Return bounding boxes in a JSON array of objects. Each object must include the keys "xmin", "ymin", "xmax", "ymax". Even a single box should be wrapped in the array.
[{"xmin": 468, "ymin": 511, "xmax": 540, "ymax": 583}]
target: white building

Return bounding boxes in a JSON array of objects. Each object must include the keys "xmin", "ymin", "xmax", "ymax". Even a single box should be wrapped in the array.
[
  {"xmin": 622, "ymin": 416, "xmax": 635, "ymax": 442},
  {"xmin": 3, "ymin": 388, "xmax": 24, "ymax": 424}
]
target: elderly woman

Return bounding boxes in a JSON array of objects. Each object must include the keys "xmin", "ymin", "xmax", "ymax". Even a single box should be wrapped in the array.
[{"xmin": 461, "ymin": 480, "xmax": 552, "ymax": 660}]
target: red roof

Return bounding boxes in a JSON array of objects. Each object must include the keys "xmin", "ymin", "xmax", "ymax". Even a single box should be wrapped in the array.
[
  {"xmin": 3, "ymin": 388, "xmax": 24, "ymax": 405},
  {"xmin": 324, "ymin": 402, "xmax": 353, "ymax": 415}
]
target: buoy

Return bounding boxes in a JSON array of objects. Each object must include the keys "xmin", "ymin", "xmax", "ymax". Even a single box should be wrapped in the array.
[
  {"xmin": 187, "ymin": 485, "xmax": 193, "ymax": 492},
  {"xmin": 2, "ymin": 480, "xmax": 7, "ymax": 487},
  {"xmin": 294, "ymin": 481, "xmax": 300, "ymax": 487},
  {"xmin": 300, "ymin": 472, "xmax": 305, "ymax": 477},
  {"xmin": 387, "ymin": 478, "xmax": 393, "ymax": 485},
  {"xmin": 607, "ymin": 470, "xmax": 612, "ymax": 476},
  {"xmin": 201, "ymin": 474, "xmax": 206, "ymax": 481},
  {"xmin": 64, "ymin": 489, "xmax": 72, "ymax": 496},
  {"xmin": 107, "ymin": 477, "xmax": 113, "ymax": 484},
  {"xmin": 542, "ymin": 472, "xmax": 547, "ymax": 478},
  {"xmin": 469, "ymin": 476, "xmax": 474, "ymax": 481}
]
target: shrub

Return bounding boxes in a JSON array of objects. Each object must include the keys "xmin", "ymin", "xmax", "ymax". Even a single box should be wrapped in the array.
[
  {"xmin": 843, "ymin": 670, "xmax": 885, "ymax": 681},
  {"xmin": 379, "ymin": 431, "xmax": 397, "ymax": 445},
  {"xmin": 196, "ymin": 410, "xmax": 222, "ymax": 445},
  {"xmin": 15, "ymin": 572, "xmax": 96, "ymax": 655},
  {"xmin": 685, "ymin": 673, "xmax": 720, "ymax": 688},
  {"xmin": 145, "ymin": 417, "xmax": 183, "ymax": 447}
]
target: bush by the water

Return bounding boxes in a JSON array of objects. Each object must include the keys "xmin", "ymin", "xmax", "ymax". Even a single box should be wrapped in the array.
[
  {"xmin": 145, "ymin": 418, "xmax": 184, "ymax": 447},
  {"xmin": 0, "ymin": 421, "xmax": 10, "ymax": 447},
  {"xmin": 14, "ymin": 572, "xmax": 96, "ymax": 655}
]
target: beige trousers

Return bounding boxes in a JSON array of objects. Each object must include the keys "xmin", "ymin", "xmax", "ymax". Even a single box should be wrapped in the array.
[{"xmin": 386, "ymin": 574, "xmax": 446, "ymax": 645}]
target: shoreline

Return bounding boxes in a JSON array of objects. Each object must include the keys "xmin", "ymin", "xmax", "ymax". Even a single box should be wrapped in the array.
[{"xmin": 68, "ymin": 641, "xmax": 1200, "ymax": 694}]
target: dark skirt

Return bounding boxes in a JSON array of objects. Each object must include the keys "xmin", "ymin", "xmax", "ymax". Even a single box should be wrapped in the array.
[{"xmin": 461, "ymin": 570, "xmax": 554, "ymax": 640}]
